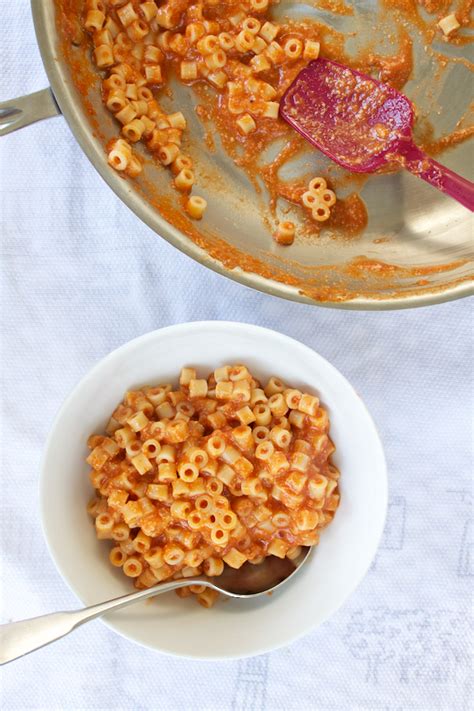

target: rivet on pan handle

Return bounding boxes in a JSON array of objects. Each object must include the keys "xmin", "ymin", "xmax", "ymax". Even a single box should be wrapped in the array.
[{"xmin": 0, "ymin": 87, "xmax": 61, "ymax": 137}]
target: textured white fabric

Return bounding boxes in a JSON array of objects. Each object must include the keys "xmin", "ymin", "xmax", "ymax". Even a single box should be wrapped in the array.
[{"xmin": 1, "ymin": 3, "xmax": 473, "ymax": 710}]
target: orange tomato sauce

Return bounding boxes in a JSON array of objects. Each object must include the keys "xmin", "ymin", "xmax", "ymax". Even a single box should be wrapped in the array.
[{"xmin": 87, "ymin": 366, "xmax": 340, "ymax": 604}]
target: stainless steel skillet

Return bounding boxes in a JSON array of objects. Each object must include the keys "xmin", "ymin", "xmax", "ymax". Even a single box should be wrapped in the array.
[{"xmin": 1, "ymin": 0, "xmax": 473, "ymax": 309}]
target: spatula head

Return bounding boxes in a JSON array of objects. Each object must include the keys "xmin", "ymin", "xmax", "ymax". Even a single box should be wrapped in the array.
[{"xmin": 280, "ymin": 58, "xmax": 415, "ymax": 173}]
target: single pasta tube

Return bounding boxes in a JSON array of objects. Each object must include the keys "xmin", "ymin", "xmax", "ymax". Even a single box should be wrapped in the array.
[
  {"xmin": 237, "ymin": 113, "xmax": 257, "ymax": 135},
  {"xmin": 186, "ymin": 195, "xmax": 207, "ymax": 220},
  {"xmin": 308, "ymin": 176, "xmax": 327, "ymax": 193},
  {"xmin": 320, "ymin": 189, "xmax": 336, "ymax": 207},
  {"xmin": 283, "ymin": 37, "xmax": 303, "ymax": 60},
  {"xmin": 312, "ymin": 204, "xmax": 331, "ymax": 222},
  {"xmin": 174, "ymin": 168, "xmax": 195, "ymax": 192},
  {"xmin": 301, "ymin": 191, "xmax": 319, "ymax": 209},
  {"xmin": 438, "ymin": 13, "xmax": 460, "ymax": 35},
  {"xmin": 274, "ymin": 221, "xmax": 295, "ymax": 245}
]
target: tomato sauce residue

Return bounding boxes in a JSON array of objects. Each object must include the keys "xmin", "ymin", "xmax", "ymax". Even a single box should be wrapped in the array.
[
  {"xmin": 327, "ymin": 194, "xmax": 368, "ymax": 235},
  {"xmin": 313, "ymin": 0, "xmax": 354, "ymax": 15},
  {"xmin": 53, "ymin": 0, "xmax": 472, "ymax": 303},
  {"xmin": 418, "ymin": 119, "xmax": 474, "ymax": 157},
  {"xmin": 367, "ymin": 29, "xmax": 413, "ymax": 91},
  {"xmin": 55, "ymin": 0, "xmax": 102, "ymax": 133}
]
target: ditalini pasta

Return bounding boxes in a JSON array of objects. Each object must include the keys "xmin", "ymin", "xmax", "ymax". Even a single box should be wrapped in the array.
[
  {"xmin": 82, "ymin": 0, "xmax": 336, "ymax": 240},
  {"xmin": 301, "ymin": 176, "xmax": 337, "ymax": 223},
  {"xmin": 87, "ymin": 364, "xmax": 340, "ymax": 607}
]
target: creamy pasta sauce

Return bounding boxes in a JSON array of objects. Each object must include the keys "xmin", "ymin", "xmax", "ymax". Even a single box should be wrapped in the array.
[{"xmin": 86, "ymin": 365, "xmax": 340, "ymax": 607}]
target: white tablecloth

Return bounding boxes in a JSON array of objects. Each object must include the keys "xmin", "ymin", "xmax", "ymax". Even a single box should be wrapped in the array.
[{"xmin": 1, "ymin": 3, "xmax": 472, "ymax": 710}]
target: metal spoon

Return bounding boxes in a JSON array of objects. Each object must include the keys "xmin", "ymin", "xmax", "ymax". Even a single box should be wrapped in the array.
[{"xmin": 0, "ymin": 548, "xmax": 311, "ymax": 665}]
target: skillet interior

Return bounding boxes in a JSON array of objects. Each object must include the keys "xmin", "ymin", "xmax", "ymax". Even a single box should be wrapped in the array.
[{"xmin": 32, "ymin": 0, "xmax": 474, "ymax": 308}]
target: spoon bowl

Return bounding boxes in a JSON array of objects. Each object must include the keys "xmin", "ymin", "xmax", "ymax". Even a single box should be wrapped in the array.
[{"xmin": 205, "ymin": 546, "xmax": 311, "ymax": 596}]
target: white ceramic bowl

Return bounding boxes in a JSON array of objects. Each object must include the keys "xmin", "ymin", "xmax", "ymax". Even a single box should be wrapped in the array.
[{"xmin": 41, "ymin": 321, "xmax": 387, "ymax": 660}]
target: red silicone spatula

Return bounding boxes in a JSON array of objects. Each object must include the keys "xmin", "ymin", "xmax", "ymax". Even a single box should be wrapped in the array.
[{"xmin": 280, "ymin": 58, "xmax": 474, "ymax": 211}]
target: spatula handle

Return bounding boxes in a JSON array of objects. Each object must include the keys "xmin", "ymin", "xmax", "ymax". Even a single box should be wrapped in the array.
[{"xmin": 400, "ymin": 141, "xmax": 474, "ymax": 212}]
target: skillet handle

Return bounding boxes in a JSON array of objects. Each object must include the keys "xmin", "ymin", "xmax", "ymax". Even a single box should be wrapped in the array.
[{"xmin": 0, "ymin": 88, "xmax": 61, "ymax": 137}]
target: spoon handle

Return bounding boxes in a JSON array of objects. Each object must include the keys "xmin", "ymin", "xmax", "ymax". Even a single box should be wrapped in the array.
[
  {"xmin": 400, "ymin": 141, "xmax": 474, "ymax": 212},
  {"xmin": 0, "ymin": 578, "xmax": 203, "ymax": 666}
]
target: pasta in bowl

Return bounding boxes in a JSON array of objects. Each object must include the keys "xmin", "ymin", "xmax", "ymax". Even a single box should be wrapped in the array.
[
  {"xmin": 86, "ymin": 364, "xmax": 341, "ymax": 608},
  {"xmin": 41, "ymin": 321, "xmax": 387, "ymax": 659}
]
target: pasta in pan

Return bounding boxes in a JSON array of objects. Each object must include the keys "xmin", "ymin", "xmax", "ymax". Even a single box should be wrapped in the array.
[{"xmin": 81, "ymin": 0, "xmax": 337, "ymax": 243}]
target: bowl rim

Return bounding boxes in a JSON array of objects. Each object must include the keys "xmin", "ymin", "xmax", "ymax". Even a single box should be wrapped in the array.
[
  {"xmin": 32, "ymin": 1, "xmax": 474, "ymax": 311},
  {"xmin": 39, "ymin": 320, "xmax": 388, "ymax": 660}
]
